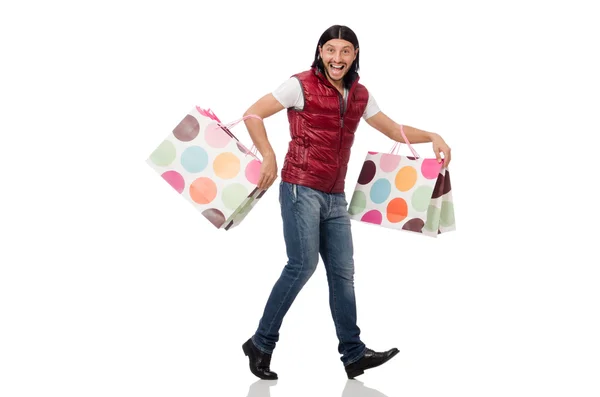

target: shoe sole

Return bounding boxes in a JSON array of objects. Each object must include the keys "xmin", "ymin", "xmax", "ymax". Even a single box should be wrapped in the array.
[
  {"xmin": 346, "ymin": 349, "xmax": 400, "ymax": 379},
  {"xmin": 346, "ymin": 368, "xmax": 364, "ymax": 379}
]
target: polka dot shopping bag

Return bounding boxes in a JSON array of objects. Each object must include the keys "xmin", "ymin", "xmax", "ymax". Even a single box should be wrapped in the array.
[
  {"xmin": 146, "ymin": 106, "xmax": 267, "ymax": 231},
  {"xmin": 348, "ymin": 126, "xmax": 455, "ymax": 237}
]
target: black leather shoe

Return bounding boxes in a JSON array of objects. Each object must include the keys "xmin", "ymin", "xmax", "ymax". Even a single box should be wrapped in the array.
[
  {"xmin": 345, "ymin": 347, "xmax": 400, "ymax": 379},
  {"xmin": 242, "ymin": 338, "xmax": 278, "ymax": 380}
]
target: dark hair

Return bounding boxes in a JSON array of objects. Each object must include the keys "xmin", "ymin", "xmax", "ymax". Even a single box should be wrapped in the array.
[{"xmin": 311, "ymin": 25, "xmax": 360, "ymax": 88}]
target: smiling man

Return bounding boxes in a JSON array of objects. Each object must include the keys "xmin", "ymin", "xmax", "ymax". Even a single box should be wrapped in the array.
[{"xmin": 241, "ymin": 25, "xmax": 452, "ymax": 380}]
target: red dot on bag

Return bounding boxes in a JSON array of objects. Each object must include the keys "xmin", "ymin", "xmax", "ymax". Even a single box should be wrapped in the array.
[{"xmin": 387, "ymin": 198, "xmax": 408, "ymax": 223}]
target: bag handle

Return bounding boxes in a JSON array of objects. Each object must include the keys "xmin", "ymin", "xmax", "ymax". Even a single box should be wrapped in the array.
[
  {"xmin": 221, "ymin": 114, "xmax": 263, "ymax": 129},
  {"xmin": 389, "ymin": 124, "xmax": 420, "ymax": 158},
  {"xmin": 216, "ymin": 114, "xmax": 263, "ymax": 157}
]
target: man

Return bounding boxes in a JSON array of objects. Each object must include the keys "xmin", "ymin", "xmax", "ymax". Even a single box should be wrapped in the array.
[{"xmin": 241, "ymin": 25, "xmax": 452, "ymax": 380}]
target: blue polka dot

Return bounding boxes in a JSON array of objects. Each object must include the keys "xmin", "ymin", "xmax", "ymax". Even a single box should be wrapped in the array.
[
  {"xmin": 181, "ymin": 146, "xmax": 208, "ymax": 173},
  {"xmin": 370, "ymin": 178, "xmax": 391, "ymax": 204}
]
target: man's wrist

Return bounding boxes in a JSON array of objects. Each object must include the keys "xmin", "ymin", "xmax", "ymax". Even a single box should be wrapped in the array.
[
  {"xmin": 263, "ymin": 150, "xmax": 276, "ymax": 159},
  {"xmin": 427, "ymin": 131, "xmax": 439, "ymax": 142}
]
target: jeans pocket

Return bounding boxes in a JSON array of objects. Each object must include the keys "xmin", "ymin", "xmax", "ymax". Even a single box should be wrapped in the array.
[
  {"xmin": 279, "ymin": 180, "xmax": 283, "ymax": 205},
  {"xmin": 284, "ymin": 182, "xmax": 298, "ymax": 204}
]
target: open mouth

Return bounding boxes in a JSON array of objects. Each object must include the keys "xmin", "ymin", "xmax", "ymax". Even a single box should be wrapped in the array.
[{"xmin": 329, "ymin": 64, "xmax": 345, "ymax": 76}]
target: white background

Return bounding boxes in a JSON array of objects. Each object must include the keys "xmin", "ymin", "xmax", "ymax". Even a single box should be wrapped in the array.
[{"xmin": 1, "ymin": 0, "xmax": 599, "ymax": 396}]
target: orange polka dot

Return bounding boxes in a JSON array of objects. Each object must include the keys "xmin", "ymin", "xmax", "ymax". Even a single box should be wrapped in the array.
[
  {"xmin": 190, "ymin": 177, "xmax": 217, "ymax": 204},
  {"xmin": 213, "ymin": 152, "xmax": 240, "ymax": 179},
  {"xmin": 395, "ymin": 166, "xmax": 417, "ymax": 191},
  {"xmin": 387, "ymin": 198, "xmax": 408, "ymax": 223}
]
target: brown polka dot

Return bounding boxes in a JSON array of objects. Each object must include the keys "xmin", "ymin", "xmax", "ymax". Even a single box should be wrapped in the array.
[
  {"xmin": 432, "ymin": 174, "xmax": 445, "ymax": 199},
  {"xmin": 173, "ymin": 115, "xmax": 200, "ymax": 142},
  {"xmin": 402, "ymin": 218, "xmax": 424, "ymax": 233},
  {"xmin": 358, "ymin": 160, "xmax": 376, "ymax": 185},
  {"xmin": 202, "ymin": 208, "xmax": 225, "ymax": 228}
]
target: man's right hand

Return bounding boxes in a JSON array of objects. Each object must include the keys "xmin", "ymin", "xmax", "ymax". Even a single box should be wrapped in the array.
[{"xmin": 257, "ymin": 154, "xmax": 278, "ymax": 190}]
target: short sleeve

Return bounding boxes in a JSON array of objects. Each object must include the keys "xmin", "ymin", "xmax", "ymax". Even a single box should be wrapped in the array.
[
  {"xmin": 272, "ymin": 78, "xmax": 304, "ymax": 110},
  {"xmin": 363, "ymin": 92, "xmax": 381, "ymax": 120}
]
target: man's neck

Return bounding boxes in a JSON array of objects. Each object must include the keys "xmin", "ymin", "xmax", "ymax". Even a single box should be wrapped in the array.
[{"xmin": 328, "ymin": 77, "xmax": 344, "ymax": 95}]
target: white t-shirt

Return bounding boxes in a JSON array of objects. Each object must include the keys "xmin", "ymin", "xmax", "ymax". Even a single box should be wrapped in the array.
[{"xmin": 272, "ymin": 77, "xmax": 381, "ymax": 120}]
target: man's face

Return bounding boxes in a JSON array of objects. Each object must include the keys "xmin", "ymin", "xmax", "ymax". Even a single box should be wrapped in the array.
[{"xmin": 319, "ymin": 39, "xmax": 358, "ymax": 83}]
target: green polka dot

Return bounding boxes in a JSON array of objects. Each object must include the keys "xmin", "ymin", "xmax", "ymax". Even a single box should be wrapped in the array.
[
  {"xmin": 222, "ymin": 183, "xmax": 248, "ymax": 210},
  {"xmin": 348, "ymin": 191, "xmax": 367, "ymax": 215},
  {"xmin": 411, "ymin": 186, "xmax": 433, "ymax": 212},
  {"xmin": 440, "ymin": 201, "xmax": 455, "ymax": 227},
  {"xmin": 150, "ymin": 140, "xmax": 176, "ymax": 166},
  {"xmin": 424, "ymin": 205, "xmax": 441, "ymax": 232}
]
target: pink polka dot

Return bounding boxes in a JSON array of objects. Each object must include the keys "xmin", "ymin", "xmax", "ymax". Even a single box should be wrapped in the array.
[
  {"xmin": 421, "ymin": 158, "xmax": 443, "ymax": 179},
  {"xmin": 161, "ymin": 170, "xmax": 185, "ymax": 194},
  {"xmin": 361, "ymin": 209, "xmax": 382, "ymax": 224},
  {"xmin": 245, "ymin": 160, "xmax": 261, "ymax": 184},
  {"xmin": 205, "ymin": 122, "xmax": 232, "ymax": 148},
  {"xmin": 380, "ymin": 153, "xmax": 401, "ymax": 172},
  {"xmin": 368, "ymin": 151, "xmax": 378, "ymax": 155}
]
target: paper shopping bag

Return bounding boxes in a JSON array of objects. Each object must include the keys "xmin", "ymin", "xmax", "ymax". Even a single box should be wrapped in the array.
[
  {"xmin": 146, "ymin": 106, "xmax": 267, "ymax": 231},
  {"xmin": 348, "ymin": 129, "xmax": 455, "ymax": 237}
]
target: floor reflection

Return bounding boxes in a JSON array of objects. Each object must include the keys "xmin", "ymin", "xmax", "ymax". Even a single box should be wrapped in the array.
[
  {"xmin": 244, "ymin": 379, "xmax": 388, "ymax": 397},
  {"xmin": 342, "ymin": 379, "xmax": 389, "ymax": 397},
  {"xmin": 245, "ymin": 379, "xmax": 277, "ymax": 397}
]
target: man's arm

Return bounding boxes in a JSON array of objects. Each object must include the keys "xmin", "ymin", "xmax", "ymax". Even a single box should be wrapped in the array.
[
  {"xmin": 366, "ymin": 111, "xmax": 434, "ymax": 144},
  {"xmin": 365, "ymin": 111, "xmax": 452, "ymax": 166},
  {"xmin": 243, "ymin": 93, "xmax": 285, "ymax": 189},
  {"xmin": 244, "ymin": 93, "xmax": 285, "ymax": 159}
]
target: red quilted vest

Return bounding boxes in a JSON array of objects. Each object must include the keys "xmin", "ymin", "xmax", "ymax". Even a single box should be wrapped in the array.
[{"xmin": 280, "ymin": 67, "xmax": 369, "ymax": 194}]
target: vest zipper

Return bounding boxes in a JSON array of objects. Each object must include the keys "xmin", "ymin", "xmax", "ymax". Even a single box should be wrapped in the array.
[{"xmin": 330, "ymin": 91, "xmax": 345, "ymax": 193}]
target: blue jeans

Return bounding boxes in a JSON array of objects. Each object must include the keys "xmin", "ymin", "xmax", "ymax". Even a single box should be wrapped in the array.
[{"xmin": 251, "ymin": 181, "xmax": 366, "ymax": 366}]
